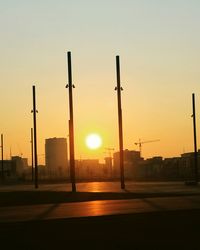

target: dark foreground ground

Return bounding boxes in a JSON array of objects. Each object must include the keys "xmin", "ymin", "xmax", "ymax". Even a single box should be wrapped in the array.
[
  {"xmin": 1, "ymin": 209, "xmax": 200, "ymax": 250},
  {"xmin": 1, "ymin": 182, "xmax": 199, "ymax": 249},
  {"xmin": 1, "ymin": 190, "xmax": 200, "ymax": 207}
]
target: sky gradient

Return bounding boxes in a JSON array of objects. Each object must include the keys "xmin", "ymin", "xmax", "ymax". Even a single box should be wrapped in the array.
[{"xmin": 1, "ymin": 0, "xmax": 200, "ymax": 164}]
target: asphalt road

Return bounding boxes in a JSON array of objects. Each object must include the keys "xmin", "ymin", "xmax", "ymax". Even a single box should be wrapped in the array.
[
  {"xmin": 1, "ymin": 181, "xmax": 200, "ymax": 194},
  {"xmin": 0, "ymin": 182, "xmax": 200, "ymax": 249},
  {"xmin": 0, "ymin": 195, "xmax": 200, "ymax": 222}
]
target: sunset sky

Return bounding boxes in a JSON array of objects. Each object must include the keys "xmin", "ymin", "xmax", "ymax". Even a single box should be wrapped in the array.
[{"xmin": 1, "ymin": 0, "xmax": 200, "ymax": 164}]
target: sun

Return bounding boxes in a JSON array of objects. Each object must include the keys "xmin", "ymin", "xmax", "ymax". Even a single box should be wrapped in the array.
[{"xmin": 86, "ymin": 133, "xmax": 102, "ymax": 150}]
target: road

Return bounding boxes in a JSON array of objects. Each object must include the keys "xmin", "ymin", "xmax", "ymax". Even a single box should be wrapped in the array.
[
  {"xmin": 1, "ymin": 180, "xmax": 200, "ymax": 194},
  {"xmin": 1, "ymin": 181, "xmax": 200, "ymax": 222},
  {"xmin": 0, "ymin": 195, "xmax": 200, "ymax": 222},
  {"xmin": 0, "ymin": 182, "xmax": 200, "ymax": 249}
]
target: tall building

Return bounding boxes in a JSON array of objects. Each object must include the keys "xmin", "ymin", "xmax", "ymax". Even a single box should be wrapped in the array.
[{"xmin": 45, "ymin": 137, "xmax": 68, "ymax": 177}]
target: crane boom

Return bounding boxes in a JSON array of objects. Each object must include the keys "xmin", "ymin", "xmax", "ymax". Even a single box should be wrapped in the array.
[
  {"xmin": 134, "ymin": 139, "xmax": 160, "ymax": 157},
  {"xmin": 134, "ymin": 139, "xmax": 160, "ymax": 145},
  {"xmin": 104, "ymin": 148, "xmax": 114, "ymax": 158}
]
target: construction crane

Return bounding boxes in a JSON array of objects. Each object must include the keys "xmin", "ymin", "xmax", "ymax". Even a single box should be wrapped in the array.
[
  {"xmin": 104, "ymin": 148, "xmax": 115, "ymax": 177},
  {"xmin": 134, "ymin": 139, "xmax": 160, "ymax": 157},
  {"xmin": 104, "ymin": 148, "xmax": 115, "ymax": 158}
]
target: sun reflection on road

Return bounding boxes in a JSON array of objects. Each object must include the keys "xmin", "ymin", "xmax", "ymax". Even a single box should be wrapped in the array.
[{"xmin": 78, "ymin": 182, "xmax": 123, "ymax": 193}]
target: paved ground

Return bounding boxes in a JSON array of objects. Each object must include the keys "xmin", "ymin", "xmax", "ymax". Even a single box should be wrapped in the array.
[
  {"xmin": 0, "ymin": 181, "xmax": 200, "ymax": 222},
  {"xmin": 1, "ymin": 210, "xmax": 200, "ymax": 249},
  {"xmin": 0, "ymin": 180, "xmax": 199, "ymax": 193},
  {"xmin": 0, "ymin": 195, "xmax": 200, "ymax": 223},
  {"xmin": 0, "ymin": 181, "xmax": 200, "ymax": 249}
]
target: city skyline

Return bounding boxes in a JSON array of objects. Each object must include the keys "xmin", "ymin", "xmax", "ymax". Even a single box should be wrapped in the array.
[{"xmin": 1, "ymin": 1, "xmax": 200, "ymax": 165}]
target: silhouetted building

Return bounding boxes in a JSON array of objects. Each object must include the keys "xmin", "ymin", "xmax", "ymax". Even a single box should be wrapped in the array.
[
  {"xmin": 0, "ymin": 156, "xmax": 28, "ymax": 180},
  {"xmin": 11, "ymin": 156, "xmax": 28, "ymax": 176},
  {"xmin": 75, "ymin": 159, "xmax": 100, "ymax": 180},
  {"xmin": 113, "ymin": 149, "xmax": 142, "ymax": 178},
  {"xmin": 0, "ymin": 160, "xmax": 16, "ymax": 179},
  {"xmin": 103, "ymin": 157, "xmax": 113, "ymax": 178},
  {"xmin": 45, "ymin": 137, "xmax": 69, "ymax": 178},
  {"xmin": 180, "ymin": 151, "xmax": 200, "ymax": 180},
  {"xmin": 137, "ymin": 156, "xmax": 163, "ymax": 180},
  {"xmin": 136, "ymin": 151, "xmax": 200, "ymax": 181}
]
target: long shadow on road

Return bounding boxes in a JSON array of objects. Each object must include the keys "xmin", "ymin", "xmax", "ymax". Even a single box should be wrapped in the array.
[{"xmin": 0, "ymin": 190, "xmax": 200, "ymax": 207}]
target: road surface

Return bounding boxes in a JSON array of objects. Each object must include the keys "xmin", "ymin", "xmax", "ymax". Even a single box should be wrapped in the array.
[
  {"xmin": 0, "ymin": 195, "xmax": 200, "ymax": 222},
  {"xmin": 1, "ymin": 181, "xmax": 200, "ymax": 194},
  {"xmin": 0, "ymin": 182, "xmax": 200, "ymax": 249}
]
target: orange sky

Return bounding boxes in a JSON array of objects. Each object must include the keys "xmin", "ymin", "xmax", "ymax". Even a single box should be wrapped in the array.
[{"xmin": 1, "ymin": 1, "xmax": 200, "ymax": 165}]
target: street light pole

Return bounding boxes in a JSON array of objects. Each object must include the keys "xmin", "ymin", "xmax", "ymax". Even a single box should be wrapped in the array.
[
  {"xmin": 66, "ymin": 134, "xmax": 70, "ymax": 179},
  {"xmin": 115, "ymin": 55, "xmax": 125, "ymax": 189},
  {"xmin": 1, "ymin": 134, "xmax": 4, "ymax": 181},
  {"xmin": 31, "ymin": 128, "xmax": 34, "ymax": 182},
  {"xmin": 32, "ymin": 85, "xmax": 38, "ymax": 189},
  {"xmin": 192, "ymin": 93, "xmax": 198, "ymax": 184},
  {"xmin": 66, "ymin": 52, "xmax": 76, "ymax": 192}
]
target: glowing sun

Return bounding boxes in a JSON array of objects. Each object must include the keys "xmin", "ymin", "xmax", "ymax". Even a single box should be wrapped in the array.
[{"xmin": 86, "ymin": 133, "xmax": 102, "ymax": 149}]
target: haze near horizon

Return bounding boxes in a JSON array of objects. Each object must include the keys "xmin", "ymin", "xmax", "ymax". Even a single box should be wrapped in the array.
[{"xmin": 1, "ymin": 0, "xmax": 200, "ymax": 164}]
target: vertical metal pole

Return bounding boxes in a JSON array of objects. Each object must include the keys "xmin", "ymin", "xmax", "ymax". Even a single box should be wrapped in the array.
[
  {"xmin": 66, "ymin": 52, "xmax": 76, "ymax": 192},
  {"xmin": 139, "ymin": 139, "xmax": 142, "ymax": 157},
  {"xmin": 115, "ymin": 56, "xmax": 125, "ymax": 189},
  {"xmin": 32, "ymin": 86, "xmax": 38, "ymax": 189},
  {"xmin": 1, "ymin": 134, "xmax": 4, "ymax": 181},
  {"xmin": 192, "ymin": 93, "xmax": 198, "ymax": 183},
  {"xmin": 31, "ymin": 128, "xmax": 34, "ymax": 182}
]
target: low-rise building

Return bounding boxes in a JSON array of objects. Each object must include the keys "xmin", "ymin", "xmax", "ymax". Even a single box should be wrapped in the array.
[{"xmin": 113, "ymin": 149, "xmax": 143, "ymax": 179}]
